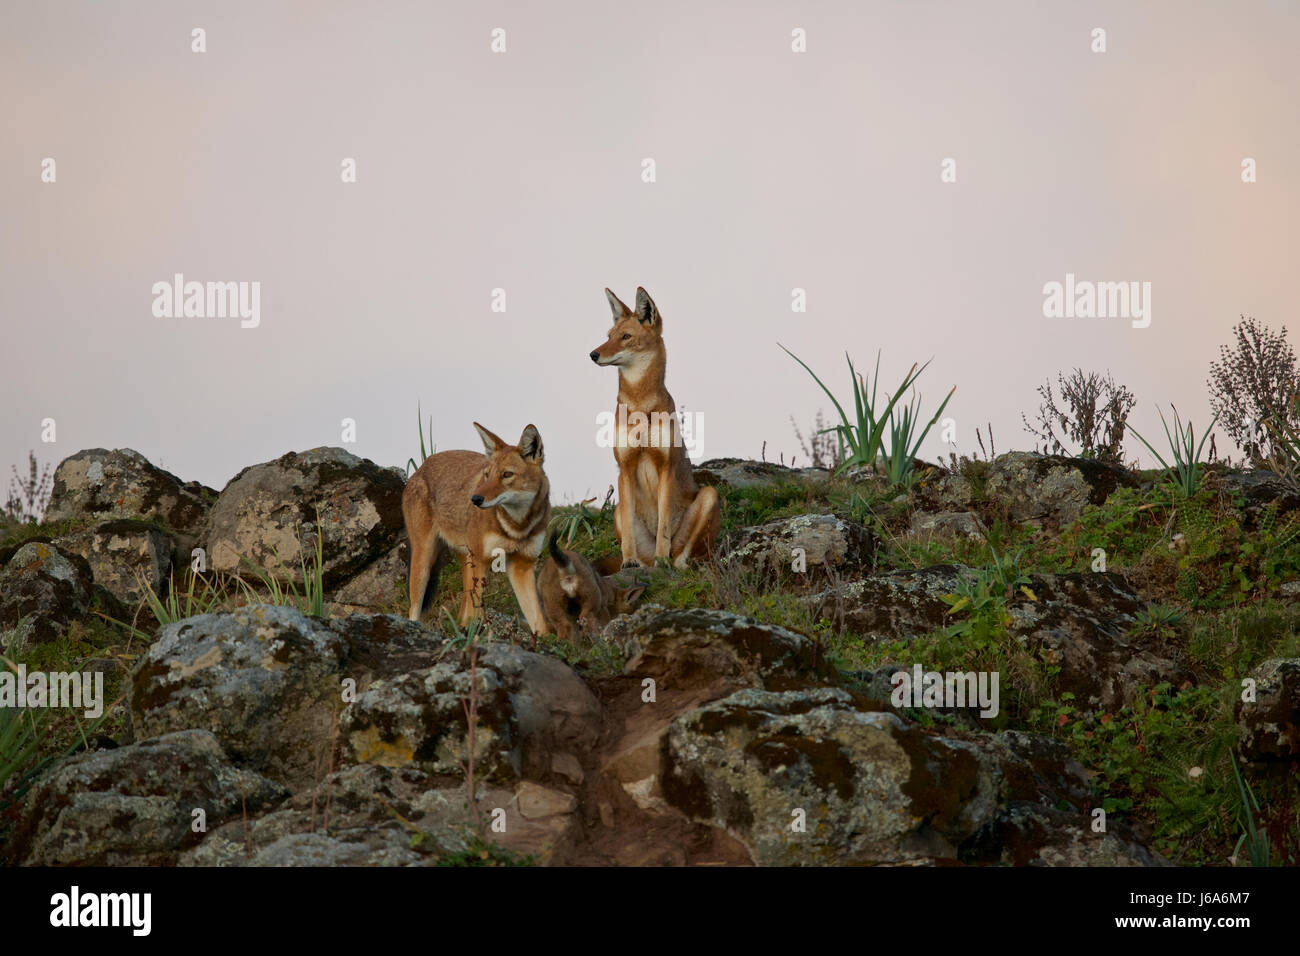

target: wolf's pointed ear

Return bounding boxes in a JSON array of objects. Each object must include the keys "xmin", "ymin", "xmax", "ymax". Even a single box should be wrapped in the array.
[
  {"xmin": 605, "ymin": 288, "xmax": 632, "ymax": 318},
  {"xmin": 635, "ymin": 287, "xmax": 660, "ymax": 327},
  {"xmin": 518, "ymin": 424, "xmax": 544, "ymax": 461},
  {"xmin": 473, "ymin": 422, "xmax": 506, "ymax": 455}
]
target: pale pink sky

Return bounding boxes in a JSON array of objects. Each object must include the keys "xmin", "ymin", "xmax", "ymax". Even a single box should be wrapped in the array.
[{"xmin": 3, "ymin": 1, "xmax": 1297, "ymax": 502}]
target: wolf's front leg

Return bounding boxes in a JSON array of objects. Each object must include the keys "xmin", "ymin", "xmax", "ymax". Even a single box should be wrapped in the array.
[
  {"xmin": 507, "ymin": 554, "xmax": 548, "ymax": 635},
  {"xmin": 617, "ymin": 464, "xmax": 641, "ymax": 567},
  {"xmin": 654, "ymin": 461, "xmax": 674, "ymax": 562}
]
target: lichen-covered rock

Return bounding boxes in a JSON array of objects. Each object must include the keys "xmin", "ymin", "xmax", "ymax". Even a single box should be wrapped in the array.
[
  {"xmin": 693, "ymin": 458, "xmax": 828, "ymax": 488},
  {"xmin": 805, "ymin": 565, "xmax": 964, "ymax": 642},
  {"xmin": 204, "ymin": 447, "xmax": 404, "ymax": 586},
  {"xmin": 1214, "ymin": 470, "xmax": 1300, "ymax": 528},
  {"xmin": 0, "ymin": 542, "xmax": 93, "ymax": 651},
  {"xmin": 130, "ymin": 605, "xmax": 351, "ymax": 788},
  {"xmin": 909, "ymin": 511, "xmax": 986, "ymax": 540},
  {"xmin": 55, "ymin": 518, "xmax": 174, "ymax": 607},
  {"xmin": 661, "ymin": 687, "xmax": 1002, "ymax": 865},
  {"xmin": 623, "ymin": 608, "xmax": 839, "ymax": 695},
  {"xmin": 1007, "ymin": 572, "xmax": 1183, "ymax": 709},
  {"xmin": 1235, "ymin": 658, "xmax": 1300, "ymax": 761},
  {"xmin": 7, "ymin": 730, "xmax": 285, "ymax": 866},
  {"xmin": 961, "ymin": 803, "xmax": 1172, "ymax": 867},
  {"xmin": 809, "ymin": 567, "xmax": 1182, "ymax": 709},
  {"xmin": 182, "ymin": 764, "xmax": 461, "ymax": 866},
  {"xmin": 333, "ymin": 541, "xmax": 409, "ymax": 613},
  {"xmin": 720, "ymin": 514, "xmax": 877, "ymax": 579},
  {"xmin": 983, "ymin": 452, "xmax": 1135, "ymax": 525},
  {"xmin": 341, "ymin": 642, "xmax": 601, "ymax": 786},
  {"xmin": 658, "ymin": 687, "xmax": 1164, "ymax": 866},
  {"xmin": 45, "ymin": 448, "xmax": 213, "ymax": 535}
]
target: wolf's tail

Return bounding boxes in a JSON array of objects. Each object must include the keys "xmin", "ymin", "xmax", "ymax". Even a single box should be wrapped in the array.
[{"xmin": 547, "ymin": 530, "xmax": 574, "ymax": 573}]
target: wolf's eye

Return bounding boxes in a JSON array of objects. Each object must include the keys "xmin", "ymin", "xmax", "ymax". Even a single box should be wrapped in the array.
[
  {"xmin": 621, "ymin": 333, "xmax": 631, "ymax": 341},
  {"xmin": 502, "ymin": 471, "xmax": 514, "ymax": 479}
]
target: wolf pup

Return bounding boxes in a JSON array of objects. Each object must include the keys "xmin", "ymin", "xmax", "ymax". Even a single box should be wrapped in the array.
[
  {"xmin": 538, "ymin": 531, "xmax": 645, "ymax": 641},
  {"xmin": 590, "ymin": 287, "xmax": 721, "ymax": 568},
  {"xmin": 403, "ymin": 422, "xmax": 550, "ymax": 634}
]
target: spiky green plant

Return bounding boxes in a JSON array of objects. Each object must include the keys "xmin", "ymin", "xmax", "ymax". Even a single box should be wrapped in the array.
[
  {"xmin": 1229, "ymin": 752, "xmax": 1271, "ymax": 867},
  {"xmin": 1130, "ymin": 603, "xmax": 1187, "ymax": 637},
  {"xmin": 1128, "ymin": 406, "xmax": 1219, "ymax": 497},
  {"xmin": 406, "ymin": 401, "xmax": 436, "ymax": 477},
  {"xmin": 781, "ymin": 345, "xmax": 953, "ymax": 485},
  {"xmin": 550, "ymin": 497, "xmax": 599, "ymax": 546},
  {"xmin": 0, "ymin": 688, "xmax": 43, "ymax": 805},
  {"xmin": 136, "ymin": 568, "xmax": 225, "ymax": 627},
  {"xmin": 884, "ymin": 384, "xmax": 956, "ymax": 487}
]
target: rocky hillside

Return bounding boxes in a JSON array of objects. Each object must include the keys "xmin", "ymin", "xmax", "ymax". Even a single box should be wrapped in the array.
[{"xmin": 1, "ymin": 446, "xmax": 1297, "ymax": 866}]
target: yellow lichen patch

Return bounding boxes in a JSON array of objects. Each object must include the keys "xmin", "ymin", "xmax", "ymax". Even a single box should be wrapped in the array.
[
  {"xmin": 349, "ymin": 726, "xmax": 415, "ymax": 766},
  {"xmin": 168, "ymin": 645, "xmax": 223, "ymax": 679}
]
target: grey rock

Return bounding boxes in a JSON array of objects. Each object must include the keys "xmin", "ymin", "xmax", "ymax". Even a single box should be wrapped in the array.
[
  {"xmin": 204, "ymin": 447, "xmax": 405, "ymax": 586},
  {"xmin": 982, "ymin": 452, "xmax": 1134, "ymax": 525},
  {"xmin": 962, "ymin": 803, "xmax": 1172, "ymax": 866},
  {"xmin": 693, "ymin": 458, "xmax": 828, "ymax": 488},
  {"xmin": 9, "ymin": 729, "xmax": 284, "ymax": 866},
  {"xmin": 721, "ymin": 513, "xmax": 877, "ymax": 579},
  {"xmin": 661, "ymin": 687, "xmax": 1001, "ymax": 865},
  {"xmin": 55, "ymin": 518, "xmax": 174, "ymax": 607},
  {"xmin": 909, "ymin": 511, "xmax": 986, "ymax": 541},
  {"xmin": 334, "ymin": 541, "xmax": 409, "ymax": 613},
  {"xmin": 0, "ymin": 542, "xmax": 93, "ymax": 651},
  {"xmin": 45, "ymin": 448, "xmax": 213, "ymax": 535},
  {"xmin": 1235, "ymin": 658, "xmax": 1300, "ymax": 761},
  {"xmin": 130, "ymin": 605, "xmax": 351, "ymax": 788}
]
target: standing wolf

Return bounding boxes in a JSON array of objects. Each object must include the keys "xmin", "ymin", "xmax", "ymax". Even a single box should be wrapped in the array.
[
  {"xmin": 590, "ymin": 287, "xmax": 720, "ymax": 568},
  {"xmin": 403, "ymin": 422, "xmax": 550, "ymax": 634}
]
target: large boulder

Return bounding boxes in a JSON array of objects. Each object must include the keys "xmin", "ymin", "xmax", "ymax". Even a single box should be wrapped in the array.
[
  {"xmin": 0, "ymin": 542, "xmax": 93, "ymax": 651},
  {"xmin": 204, "ymin": 447, "xmax": 404, "ymax": 586},
  {"xmin": 130, "ymin": 605, "xmax": 353, "ymax": 788},
  {"xmin": 945, "ymin": 452, "xmax": 1136, "ymax": 525},
  {"xmin": 622, "ymin": 608, "xmax": 838, "ymax": 695},
  {"xmin": 342, "ymin": 642, "xmax": 602, "ymax": 787},
  {"xmin": 131, "ymin": 605, "xmax": 600, "ymax": 795},
  {"xmin": 720, "ymin": 514, "xmax": 877, "ymax": 580},
  {"xmin": 603, "ymin": 609, "xmax": 842, "ymax": 815},
  {"xmin": 1235, "ymin": 658, "xmax": 1300, "ymax": 761},
  {"xmin": 805, "ymin": 565, "xmax": 964, "ymax": 641},
  {"xmin": 54, "ymin": 518, "xmax": 175, "ymax": 607},
  {"xmin": 6, "ymin": 730, "xmax": 285, "ymax": 866},
  {"xmin": 45, "ymin": 448, "xmax": 213, "ymax": 535},
  {"xmin": 181, "ymin": 764, "xmax": 575, "ymax": 866},
  {"xmin": 658, "ymin": 687, "xmax": 1147, "ymax": 866}
]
